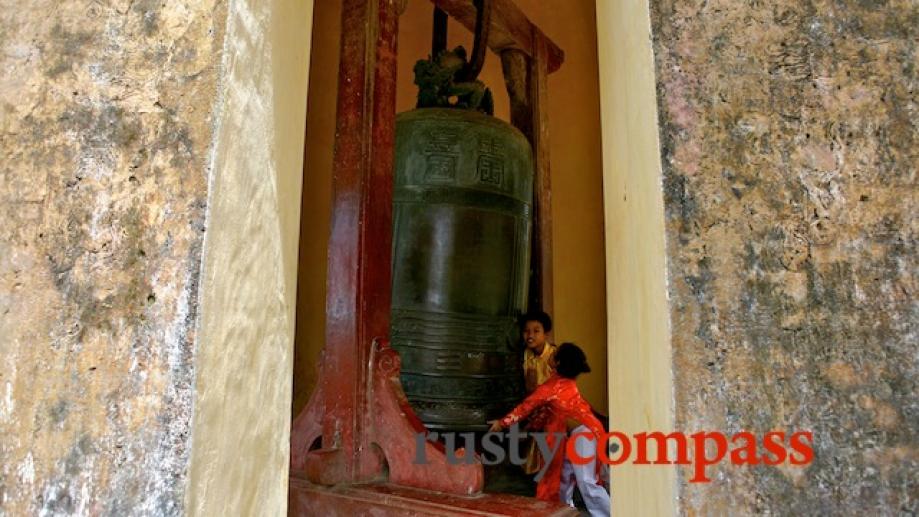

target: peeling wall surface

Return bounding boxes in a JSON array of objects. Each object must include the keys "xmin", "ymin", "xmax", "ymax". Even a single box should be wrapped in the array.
[
  {"xmin": 649, "ymin": 0, "xmax": 917, "ymax": 513},
  {"xmin": 0, "ymin": 0, "xmax": 225, "ymax": 514}
]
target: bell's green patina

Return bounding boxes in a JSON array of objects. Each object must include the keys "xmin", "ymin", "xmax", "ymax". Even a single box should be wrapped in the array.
[{"xmin": 390, "ymin": 104, "xmax": 534, "ymax": 430}]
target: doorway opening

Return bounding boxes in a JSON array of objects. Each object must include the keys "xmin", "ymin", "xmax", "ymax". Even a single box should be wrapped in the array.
[
  {"xmin": 294, "ymin": 0, "xmax": 608, "ymax": 430},
  {"xmin": 289, "ymin": 0, "xmax": 675, "ymax": 513}
]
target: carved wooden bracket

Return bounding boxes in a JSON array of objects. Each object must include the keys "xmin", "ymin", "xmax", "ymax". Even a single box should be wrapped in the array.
[{"xmin": 291, "ymin": 339, "xmax": 483, "ymax": 493}]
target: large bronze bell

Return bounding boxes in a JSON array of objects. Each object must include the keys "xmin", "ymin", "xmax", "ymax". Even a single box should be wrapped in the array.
[{"xmin": 390, "ymin": 101, "xmax": 534, "ymax": 431}]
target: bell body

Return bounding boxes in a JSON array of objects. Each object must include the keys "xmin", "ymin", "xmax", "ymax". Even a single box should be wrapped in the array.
[{"xmin": 390, "ymin": 108, "xmax": 533, "ymax": 431}]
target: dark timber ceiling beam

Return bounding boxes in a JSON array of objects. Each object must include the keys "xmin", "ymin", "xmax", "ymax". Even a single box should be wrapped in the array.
[{"xmin": 430, "ymin": 0, "xmax": 565, "ymax": 73}]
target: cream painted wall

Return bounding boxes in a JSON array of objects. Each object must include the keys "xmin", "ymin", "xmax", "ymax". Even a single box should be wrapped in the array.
[
  {"xmin": 294, "ymin": 0, "xmax": 609, "ymax": 415},
  {"xmin": 595, "ymin": 0, "xmax": 677, "ymax": 515},
  {"xmin": 292, "ymin": 0, "xmax": 337, "ymax": 417},
  {"xmin": 496, "ymin": 0, "xmax": 609, "ymax": 413},
  {"xmin": 187, "ymin": 0, "xmax": 313, "ymax": 515}
]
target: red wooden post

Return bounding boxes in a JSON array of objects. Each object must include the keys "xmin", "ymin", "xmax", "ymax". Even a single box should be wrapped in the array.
[
  {"xmin": 290, "ymin": 0, "xmax": 482, "ymax": 494},
  {"xmin": 292, "ymin": 0, "xmax": 399, "ymax": 484}
]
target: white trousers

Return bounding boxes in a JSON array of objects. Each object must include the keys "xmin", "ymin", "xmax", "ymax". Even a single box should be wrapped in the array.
[{"xmin": 559, "ymin": 425, "xmax": 611, "ymax": 517}]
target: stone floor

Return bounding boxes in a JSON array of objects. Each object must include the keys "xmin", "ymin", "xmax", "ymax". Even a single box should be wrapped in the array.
[{"xmin": 484, "ymin": 463, "xmax": 594, "ymax": 515}]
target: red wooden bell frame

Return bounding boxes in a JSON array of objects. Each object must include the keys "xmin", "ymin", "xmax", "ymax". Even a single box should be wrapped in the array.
[{"xmin": 288, "ymin": 1, "xmax": 568, "ymax": 514}]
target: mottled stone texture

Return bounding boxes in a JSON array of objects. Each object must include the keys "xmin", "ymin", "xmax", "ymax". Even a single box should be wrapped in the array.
[
  {"xmin": 0, "ymin": 0, "xmax": 225, "ymax": 514},
  {"xmin": 650, "ymin": 0, "xmax": 917, "ymax": 514}
]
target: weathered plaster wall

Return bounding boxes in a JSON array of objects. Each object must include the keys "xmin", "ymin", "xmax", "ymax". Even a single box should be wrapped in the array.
[
  {"xmin": 649, "ymin": 0, "xmax": 918, "ymax": 513},
  {"xmin": 186, "ymin": 0, "xmax": 311, "ymax": 515},
  {"xmin": 0, "ymin": 0, "xmax": 226, "ymax": 513},
  {"xmin": 1, "ymin": 0, "xmax": 311, "ymax": 514},
  {"xmin": 295, "ymin": 0, "xmax": 609, "ymax": 416}
]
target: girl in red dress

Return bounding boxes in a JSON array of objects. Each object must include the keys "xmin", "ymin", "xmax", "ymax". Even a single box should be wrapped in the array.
[{"xmin": 489, "ymin": 343, "xmax": 606, "ymax": 502}]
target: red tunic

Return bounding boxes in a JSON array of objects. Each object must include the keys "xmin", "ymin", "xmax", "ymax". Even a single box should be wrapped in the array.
[{"xmin": 498, "ymin": 374, "xmax": 605, "ymax": 501}]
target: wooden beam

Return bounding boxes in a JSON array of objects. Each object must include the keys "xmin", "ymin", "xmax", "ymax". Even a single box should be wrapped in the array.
[{"xmin": 431, "ymin": 0, "xmax": 564, "ymax": 73}]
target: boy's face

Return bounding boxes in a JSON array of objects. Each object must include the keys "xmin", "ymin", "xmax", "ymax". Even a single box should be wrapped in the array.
[{"xmin": 523, "ymin": 321, "xmax": 548, "ymax": 351}]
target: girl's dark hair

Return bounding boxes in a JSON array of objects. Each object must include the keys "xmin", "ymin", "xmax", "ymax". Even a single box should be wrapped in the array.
[
  {"xmin": 555, "ymin": 342, "xmax": 591, "ymax": 379},
  {"xmin": 519, "ymin": 311, "xmax": 552, "ymax": 333}
]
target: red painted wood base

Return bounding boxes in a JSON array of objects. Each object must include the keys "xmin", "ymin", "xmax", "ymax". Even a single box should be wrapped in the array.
[
  {"xmin": 289, "ymin": 477, "xmax": 579, "ymax": 516},
  {"xmin": 291, "ymin": 340, "xmax": 484, "ymax": 494}
]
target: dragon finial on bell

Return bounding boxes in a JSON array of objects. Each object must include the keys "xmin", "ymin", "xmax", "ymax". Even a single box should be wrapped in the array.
[{"xmin": 413, "ymin": 46, "xmax": 495, "ymax": 115}]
